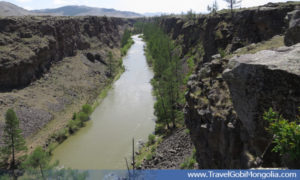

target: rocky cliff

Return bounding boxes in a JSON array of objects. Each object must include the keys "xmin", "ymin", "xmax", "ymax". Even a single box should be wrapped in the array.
[
  {"xmin": 0, "ymin": 16, "xmax": 133, "ymax": 90},
  {"xmin": 223, "ymin": 44, "xmax": 300, "ymax": 168},
  {"xmin": 158, "ymin": 2, "xmax": 299, "ymax": 62},
  {"xmin": 0, "ymin": 16, "xmax": 134, "ymax": 148},
  {"xmin": 157, "ymin": 2, "xmax": 300, "ymax": 168}
]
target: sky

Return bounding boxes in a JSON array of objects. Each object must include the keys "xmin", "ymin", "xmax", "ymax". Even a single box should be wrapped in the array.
[{"xmin": 4, "ymin": 0, "xmax": 299, "ymax": 14}]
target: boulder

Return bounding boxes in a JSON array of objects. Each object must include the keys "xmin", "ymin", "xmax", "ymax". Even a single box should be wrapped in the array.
[
  {"xmin": 223, "ymin": 43, "xmax": 300, "ymax": 167},
  {"xmin": 284, "ymin": 10, "xmax": 300, "ymax": 46}
]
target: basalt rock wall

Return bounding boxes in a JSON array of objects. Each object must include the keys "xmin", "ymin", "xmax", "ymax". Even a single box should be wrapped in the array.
[
  {"xmin": 0, "ymin": 16, "xmax": 134, "ymax": 90},
  {"xmin": 155, "ymin": 2, "xmax": 300, "ymax": 168}
]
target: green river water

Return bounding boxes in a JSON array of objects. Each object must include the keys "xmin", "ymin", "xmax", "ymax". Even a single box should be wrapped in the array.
[{"xmin": 51, "ymin": 35, "xmax": 156, "ymax": 170}]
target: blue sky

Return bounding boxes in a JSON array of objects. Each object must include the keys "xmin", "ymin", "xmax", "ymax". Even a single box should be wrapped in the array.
[{"xmin": 4, "ymin": 0, "xmax": 298, "ymax": 13}]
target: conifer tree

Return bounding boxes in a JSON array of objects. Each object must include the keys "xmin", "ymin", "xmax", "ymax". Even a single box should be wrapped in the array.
[
  {"xmin": 1, "ymin": 109, "xmax": 27, "ymax": 178},
  {"xmin": 223, "ymin": 0, "xmax": 242, "ymax": 16},
  {"xmin": 207, "ymin": 0, "xmax": 219, "ymax": 14}
]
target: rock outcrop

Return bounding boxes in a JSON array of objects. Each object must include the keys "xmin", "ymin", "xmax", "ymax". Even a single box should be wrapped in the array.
[
  {"xmin": 223, "ymin": 43, "xmax": 300, "ymax": 168},
  {"xmin": 158, "ymin": 2, "xmax": 299, "ymax": 62},
  {"xmin": 185, "ymin": 43, "xmax": 300, "ymax": 169},
  {"xmin": 0, "ymin": 16, "xmax": 133, "ymax": 90},
  {"xmin": 284, "ymin": 10, "xmax": 300, "ymax": 46},
  {"xmin": 185, "ymin": 57, "xmax": 244, "ymax": 168},
  {"xmin": 182, "ymin": 2, "xmax": 300, "ymax": 169}
]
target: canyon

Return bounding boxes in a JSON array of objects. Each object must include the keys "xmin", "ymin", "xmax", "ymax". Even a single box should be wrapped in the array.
[
  {"xmin": 0, "ymin": 1, "xmax": 299, "ymax": 171},
  {"xmin": 0, "ymin": 15, "xmax": 134, "ymax": 151}
]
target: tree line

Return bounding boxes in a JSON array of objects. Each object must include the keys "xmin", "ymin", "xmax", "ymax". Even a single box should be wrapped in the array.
[{"xmin": 142, "ymin": 23, "xmax": 185, "ymax": 134}]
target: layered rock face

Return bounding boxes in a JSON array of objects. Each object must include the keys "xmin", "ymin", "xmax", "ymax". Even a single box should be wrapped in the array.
[
  {"xmin": 284, "ymin": 9, "xmax": 300, "ymax": 46},
  {"xmin": 0, "ymin": 16, "xmax": 133, "ymax": 146},
  {"xmin": 0, "ymin": 16, "xmax": 133, "ymax": 90},
  {"xmin": 185, "ymin": 57, "xmax": 243, "ymax": 168},
  {"xmin": 158, "ymin": 2, "xmax": 298, "ymax": 62},
  {"xmin": 185, "ymin": 44, "xmax": 300, "ymax": 169},
  {"xmin": 181, "ymin": 2, "xmax": 300, "ymax": 169},
  {"xmin": 224, "ymin": 44, "xmax": 300, "ymax": 168}
]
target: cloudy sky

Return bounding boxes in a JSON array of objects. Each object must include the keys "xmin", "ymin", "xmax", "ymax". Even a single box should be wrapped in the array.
[{"xmin": 4, "ymin": 0, "xmax": 299, "ymax": 13}]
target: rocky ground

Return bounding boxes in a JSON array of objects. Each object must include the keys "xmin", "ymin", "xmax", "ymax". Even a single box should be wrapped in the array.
[{"xmin": 140, "ymin": 128, "xmax": 194, "ymax": 169}]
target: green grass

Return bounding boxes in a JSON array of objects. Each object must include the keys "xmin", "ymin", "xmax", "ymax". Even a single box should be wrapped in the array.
[{"xmin": 227, "ymin": 35, "xmax": 284, "ymax": 59}]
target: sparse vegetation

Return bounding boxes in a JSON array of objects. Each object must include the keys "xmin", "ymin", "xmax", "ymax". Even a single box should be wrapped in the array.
[
  {"xmin": 218, "ymin": 48, "xmax": 226, "ymax": 58},
  {"xmin": 135, "ymin": 136, "xmax": 162, "ymax": 168},
  {"xmin": 180, "ymin": 148, "xmax": 196, "ymax": 169}
]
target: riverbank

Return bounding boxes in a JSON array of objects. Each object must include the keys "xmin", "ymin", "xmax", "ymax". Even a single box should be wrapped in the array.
[
  {"xmin": 0, "ymin": 16, "xmax": 135, "ymax": 157},
  {"xmin": 50, "ymin": 35, "xmax": 156, "ymax": 169},
  {"xmin": 39, "ymin": 37, "xmax": 135, "ymax": 155},
  {"xmin": 24, "ymin": 48, "xmax": 125, "ymax": 153}
]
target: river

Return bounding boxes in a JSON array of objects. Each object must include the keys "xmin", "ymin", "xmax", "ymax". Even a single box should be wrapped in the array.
[{"xmin": 51, "ymin": 35, "xmax": 156, "ymax": 170}]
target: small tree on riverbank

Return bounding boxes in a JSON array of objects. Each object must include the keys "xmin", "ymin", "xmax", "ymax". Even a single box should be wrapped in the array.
[
  {"xmin": 1, "ymin": 109, "xmax": 27, "ymax": 179},
  {"xmin": 22, "ymin": 147, "xmax": 57, "ymax": 180}
]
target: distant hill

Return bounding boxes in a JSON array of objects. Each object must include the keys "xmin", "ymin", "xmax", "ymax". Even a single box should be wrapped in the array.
[
  {"xmin": 32, "ymin": 5, "xmax": 143, "ymax": 18},
  {"xmin": 0, "ymin": 1, "xmax": 35, "ymax": 16},
  {"xmin": 0, "ymin": 1, "xmax": 142, "ymax": 18},
  {"xmin": 143, "ymin": 12, "xmax": 164, "ymax": 17}
]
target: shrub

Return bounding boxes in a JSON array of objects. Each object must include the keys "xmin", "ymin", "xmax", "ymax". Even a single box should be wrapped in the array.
[
  {"xmin": 82, "ymin": 104, "xmax": 92, "ymax": 115},
  {"xmin": 146, "ymin": 154, "xmax": 153, "ymax": 161},
  {"xmin": 148, "ymin": 134, "xmax": 156, "ymax": 145},
  {"xmin": 151, "ymin": 146, "xmax": 156, "ymax": 153},
  {"xmin": 264, "ymin": 108, "xmax": 300, "ymax": 160},
  {"xmin": 154, "ymin": 123, "xmax": 165, "ymax": 134},
  {"xmin": 218, "ymin": 48, "xmax": 226, "ymax": 58},
  {"xmin": 72, "ymin": 113, "xmax": 77, "ymax": 120},
  {"xmin": 54, "ymin": 128, "xmax": 68, "ymax": 143},
  {"xmin": 180, "ymin": 157, "xmax": 196, "ymax": 169},
  {"xmin": 78, "ymin": 112, "xmax": 89, "ymax": 123},
  {"xmin": 68, "ymin": 119, "xmax": 81, "ymax": 133}
]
